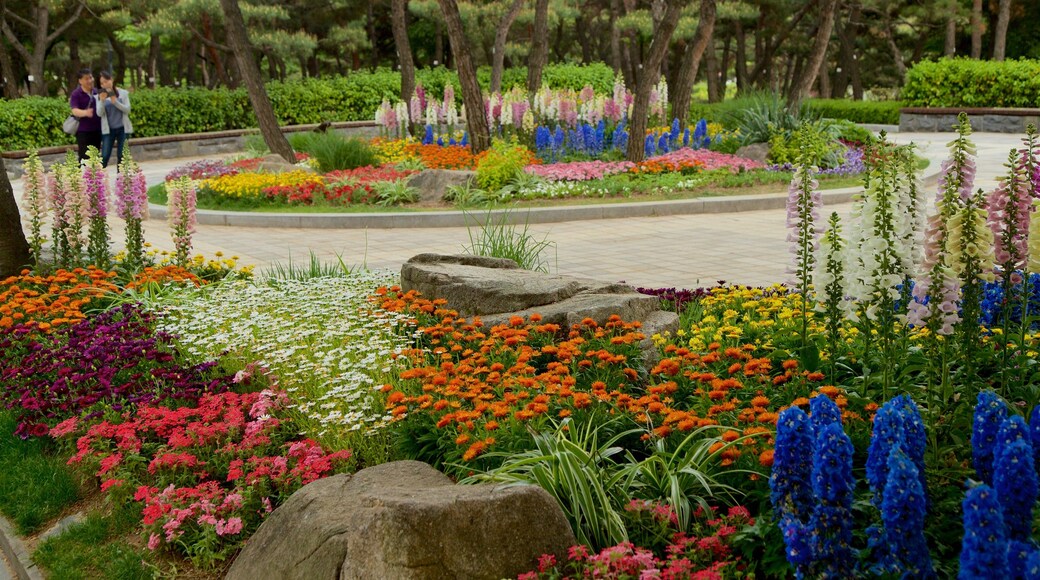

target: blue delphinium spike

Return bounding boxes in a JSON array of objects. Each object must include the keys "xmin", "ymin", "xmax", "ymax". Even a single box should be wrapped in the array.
[
  {"xmin": 867, "ymin": 400, "xmax": 906, "ymax": 503},
  {"xmin": 1030, "ymin": 405, "xmax": 1040, "ymax": 479},
  {"xmin": 1009, "ymin": 541, "xmax": 1039, "ymax": 580},
  {"xmin": 994, "ymin": 438, "xmax": 1037, "ymax": 542},
  {"xmin": 448, "ymin": 135, "xmax": 456, "ymax": 145},
  {"xmin": 995, "ymin": 415, "xmax": 1029, "ymax": 468},
  {"xmin": 644, "ymin": 133, "xmax": 656, "ymax": 158},
  {"xmin": 595, "ymin": 120, "xmax": 606, "ymax": 155},
  {"xmin": 423, "ymin": 125, "xmax": 434, "ymax": 145},
  {"xmin": 572, "ymin": 126, "xmax": 585, "ymax": 154},
  {"xmin": 882, "ymin": 445, "xmax": 935, "ymax": 578},
  {"xmin": 973, "ymin": 390, "xmax": 1008, "ymax": 485},
  {"xmin": 554, "ymin": 126, "xmax": 565, "ymax": 152},
  {"xmin": 657, "ymin": 133, "xmax": 669, "ymax": 154},
  {"xmin": 771, "ymin": 407, "xmax": 815, "ymax": 570},
  {"xmin": 584, "ymin": 124, "xmax": 596, "ymax": 155},
  {"xmin": 808, "ymin": 422, "xmax": 856, "ymax": 578},
  {"xmin": 810, "ymin": 394, "xmax": 843, "ymax": 437},
  {"xmin": 461, "ymin": 132, "xmax": 469, "ymax": 146},
  {"xmin": 693, "ymin": 119, "xmax": 707, "ymax": 148},
  {"xmin": 670, "ymin": 117, "xmax": 680, "ymax": 146},
  {"xmin": 436, "ymin": 136, "xmax": 444, "ymax": 146},
  {"xmin": 1024, "ymin": 547, "xmax": 1040, "ymax": 579},
  {"xmin": 683, "ymin": 127, "xmax": 691, "ymax": 148},
  {"xmin": 959, "ymin": 484, "xmax": 1008, "ymax": 578},
  {"xmin": 894, "ymin": 395, "xmax": 929, "ymax": 503},
  {"xmin": 535, "ymin": 126, "xmax": 550, "ymax": 155}
]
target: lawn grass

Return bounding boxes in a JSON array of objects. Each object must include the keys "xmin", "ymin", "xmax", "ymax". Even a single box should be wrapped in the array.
[
  {"xmin": 32, "ymin": 502, "xmax": 157, "ymax": 580},
  {"xmin": 0, "ymin": 412, "xmax": 81, "ymax": 535}
]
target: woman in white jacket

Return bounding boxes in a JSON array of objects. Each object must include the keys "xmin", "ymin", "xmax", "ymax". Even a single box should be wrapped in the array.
[{"xmin": 96, "ymin": 71, "xmax": 133, "ymax": 168}]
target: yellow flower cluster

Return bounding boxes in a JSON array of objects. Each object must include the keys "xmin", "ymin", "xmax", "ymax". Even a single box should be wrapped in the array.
[
  {"xmin": 200, "ymin": 171, "xmax": 324, "ymax": 200},
  {"xmin": 373, "ymin": 137, "xmax": 419, "ymax": 165},
  {"xmin": 682, "ymin": 285, "xmax": 823, "ymax": 351}
]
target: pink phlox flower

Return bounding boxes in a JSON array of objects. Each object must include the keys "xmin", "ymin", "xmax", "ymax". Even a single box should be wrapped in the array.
[
  {"xmin": 215, "ymin": 517, "xmax": 243, "ymax": 536},
  {"xmin": 147, "ymin": 533, "xmax": 161, "ymax": 551},
  {"xmin": 49, "ymin": 417, "xmax": 78, "ymax": 438}
]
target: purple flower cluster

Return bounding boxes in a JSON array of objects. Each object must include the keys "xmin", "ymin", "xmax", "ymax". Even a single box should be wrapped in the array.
[
  {"xmin": 635, "ymin": 286, "xmax": 712, "ymax": 314},
  {"xmin": 769, "ymin": 145, "xmax": 866, "ymax": 177},
  {"xmin": 0, "ymin": 304, "xmax": 232, "ymax": 438},
  {"xmin": 165, "ymin": 159, "xmax": 238, "ymax": 182}
]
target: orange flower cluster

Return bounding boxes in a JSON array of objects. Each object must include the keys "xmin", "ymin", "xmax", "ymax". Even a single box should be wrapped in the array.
[
  {"xmin": 631, "ymin": 158, "xmax": 704, "ymax": 175},
  {"xmin": 375, "ymin": 286, "xmax": 869, "ymax": 473},
  {"xmin": 124, "ymin": 266, "xmax": 205, "ymax": 290},
  {"xmin": 0, "ymin": 268, "xmax": 118, "ymax": 332},
  {"xmin": 403, "ymin": 143, "xmax": 479, "ymax": 169},
  {"xmin": 377, "ymin": 287, "xmax": 648, "ymax": 465}
]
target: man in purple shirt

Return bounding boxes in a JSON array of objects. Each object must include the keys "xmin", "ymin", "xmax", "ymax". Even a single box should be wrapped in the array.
[{"xmin": 69, "ymin": 69, "xmax": 102, "ymax": 162}]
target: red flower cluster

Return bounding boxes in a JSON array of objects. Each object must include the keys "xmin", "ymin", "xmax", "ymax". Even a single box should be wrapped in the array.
[
  {"xmin": 263, "ymin": 165, "xmax": 417, "ymax": 205},
  {"xmin": 57, "ymin": 387, "xmax": 352, "ymax": 568}
]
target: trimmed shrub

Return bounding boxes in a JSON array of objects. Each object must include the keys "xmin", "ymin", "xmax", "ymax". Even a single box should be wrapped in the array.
[
  {"xmin": 902, "ymin": 57, "xmax": 1040, "ymax": 108},
  {"xmin": 803, "ymin": 99, "xmax": 902, "ymax": 125},
  {"xmin": 0, "ymin": 63, "xmax": 616, "ymax": 151}
]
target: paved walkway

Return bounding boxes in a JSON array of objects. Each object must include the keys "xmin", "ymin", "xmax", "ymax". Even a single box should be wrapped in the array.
[{"xmin": 10, "ymin": 131, "xmax": 1024, "ymax": 288}]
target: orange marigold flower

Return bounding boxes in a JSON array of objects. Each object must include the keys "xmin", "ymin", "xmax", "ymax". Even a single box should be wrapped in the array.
[
  {"xmin": 782, "ymin": 359, "xmax": 799, "ymax": 370},
  {"xmin": 462, "ymin": 440, "xmax": 488, "ymax": 461},
  {"xmin": 558, "ymin": 409, "xmax": 572, "ymax": 418},
  {"xmin": 751, "ymin": 396, "xmax": 770, "ymax": 408},
  {"xmin": 722, "ymin": 430, "xmax": 740, "ymax": 442},
  {"xmin": 759, "ymin": 450, "xmax": 775, "ymax": 467},
  {"xmin": 677, "ymin": 419, "xmax": 696, "ymax": 431},
  {"xmin": 818, "ymin": 385, "xmax": 840, "ymax": 399},
  {"xmin": 791, "ymin": 397, "xmax": 810, "ymax": 407},
  {"xmin": 728, "ymin": 363, "xmax": 743, "ymax": 375},
  {"xmin": 455, "ymin": 433, "xmax": 471, "ymax": 445}
]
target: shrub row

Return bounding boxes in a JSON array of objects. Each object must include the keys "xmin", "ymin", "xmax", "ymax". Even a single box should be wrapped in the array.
[
  {"xmin": 688, "ymin": 98, "xmax": 902, "ymax": 126},
  {"xmin": 902, "ymin": 57, "xmax": 1040, "ymax": 108},
  {"xmin": 0, "ymin": 63, "xmax": 615, "ymax": 151}
]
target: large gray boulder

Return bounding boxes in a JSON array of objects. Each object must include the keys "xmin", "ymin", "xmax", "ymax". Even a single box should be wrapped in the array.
[
  {"xmin": 225, "ymin": 461, "xmax": 575, "ymax": 580},
  {"xmin": 256, "ymin": 153, "xmax": 316, "ymax": 174},
  {"xmin": 401, "ymin": 254, "xmax": 679, "ymax": 362},
  {"xmin": 408, "ymin": 169, "xmax": 477, "ymax": 203},
  {"xmin": 735, "ymin": 143, "xmax": 770, "ymax": 164}
]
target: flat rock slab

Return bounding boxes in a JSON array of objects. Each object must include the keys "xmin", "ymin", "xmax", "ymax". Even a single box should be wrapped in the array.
[
  {"xmin": 225, "ymin": 461, "xmax": 574, "ymax": 580},
  {"xmin": 402, "ymin": 254, "xmax": 617, "ymax": 316},
  {"xmin": 407, "ymin": 170, "xmax": 476, "ymax": 203}
]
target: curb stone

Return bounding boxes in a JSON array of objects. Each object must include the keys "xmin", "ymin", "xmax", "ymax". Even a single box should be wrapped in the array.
[
  {"xmin": 147, "ymin": 170, "xmax": 939, "ymax": 230},
  {"xmin": 0, "ymin": 515, "xmax": 43, "ymax": 580}
]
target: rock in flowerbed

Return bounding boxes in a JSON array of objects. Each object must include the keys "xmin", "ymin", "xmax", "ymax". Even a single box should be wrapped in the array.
[
  {"xmin": 407, "ymin": 169, "xmax": 476, "ymax": 203},
  {"xmin": 400, "ymin": 254, "xmax": 680, "ymax": 360},
  {"xmin": 225, "ymin": 460, "xmax": 574, "ymax": 580}
]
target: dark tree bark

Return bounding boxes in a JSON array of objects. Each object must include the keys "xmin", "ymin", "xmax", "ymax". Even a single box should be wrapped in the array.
[
  {"xmin": 0, "ymin": 159, "xmax": 31, "ymax": 277},
  {"xmin": 970, "ymin": 0, "xmax": 982, "ymax": 59},
  {"xmin": 0, "ymin": 38, "xmax": 18, "ymax": 98},
  {"xmin": 527, "ymin": 0, "xmax": 550, "ymax": 94},
  {"xmin": 625, "ymin": 0, "xmax": 684, "ymax": 163},
  {"xmin": 434, "ymin": 19, "xmax": 443, "ymax": 65},
  {"xmin": 436, "ymin": 0, "xmax": 491, "ymax": 154},
  {"xmin": 1, "ymin": 1, "xmax": 83, "ymax": 96},
  {"xmin": 148, "ymin": 33, "xmax": 161, "ymax": 87},
  {"xmin": 881, "ymin": 12, "xmax": 907, "ymax": 81},
  {"xmin": 945, "ymin": 16, "xmax": 956, "ymax": 56},
  {"xmin": 670, "ymin": 0, "xmax": 716, "ymax": 126},
  {"xmin": 609, "ymin": 0, "xmax": 622, "ymax": 72},
  {"xmin": 788, "ymin": 0, "xmax": 837, "ymax": 107},
  {"xmin": 734, "ymin": 19, "xmax": 748, "ymax": 93},
  {"xmin": 390, "ymin": 0, "xmax": 416, "ymax": 102},
  {"xmin": 366, "ymin": 1, "xmax": 378, "ymax": 70},
  {"xmin": 106, "ymin": 31, "xmax": 126, "ymax": 83},
  {"xmin": 817, "ymin": 52, "xmax": 830, "ymax": 98},
  {"xmin": 992, "ymin": 0, "xmax": 1011, "ymax": 61},
  {"xmin": 834, "ymin": 3, "xmax": 862, "ymax": 99},
  {"xmin": 218, "ymin": 0, "xmax": 294, "ymax": 162},
  {"xmin": 490, "ymin": 0, "xmax": 525, "ymax": 94},
  {"xmin": 747, "ymin": 0, "xmax": 816, "ymax": 89},
  {"xmin": 575, "ymin": 11, "xmax": 592, "ymax": 64},
  {"xmin": 67, "ymin": 36, "xmax": 79, "ymax": 88},
  {"xmin": 705, "ymin": 37, "xmax": 720, "ymax": 102}
]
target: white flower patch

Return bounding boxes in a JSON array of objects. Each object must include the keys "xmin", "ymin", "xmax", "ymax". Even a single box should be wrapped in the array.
[{"xmin": 154, "ymin": 272, "xmax": 417, "ymax": 437}]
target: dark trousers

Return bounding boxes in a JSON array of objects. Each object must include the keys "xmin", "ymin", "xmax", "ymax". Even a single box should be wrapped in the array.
[
  {"xmin": 76, "ymin": 130, "xmax": 102, "ymax": 162},
  {"xmin": 101, "ymin": 127, "xmax": 127, "ymax": 168}
]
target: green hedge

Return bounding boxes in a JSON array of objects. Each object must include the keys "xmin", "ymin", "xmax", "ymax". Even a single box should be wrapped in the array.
[
  {"xmin": 802, "ymin": 99, "xmax": 902, "ymax": 125},
  {"xmin": 687, "ymin": 98, "xmax": 901, "ymax": 126},
  {"xmin": 902, "ymin": 57, "xmax": 1040, "ymax": 108},
  {"xmin": 0, "ymin": 63, "xmax": 617, "ymax": 151}
]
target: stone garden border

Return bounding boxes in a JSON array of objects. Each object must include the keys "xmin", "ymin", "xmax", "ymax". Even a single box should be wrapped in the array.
[
  {"xmin": 900, "ymin": 107, "xmax": 1040, "ymax": 133},
  {"xmin": 1, "ymin": 121, "xmax": 380, "ymax": 179}
]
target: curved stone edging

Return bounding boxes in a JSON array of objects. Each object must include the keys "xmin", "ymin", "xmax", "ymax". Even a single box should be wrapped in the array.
[
  {"xmin": 0, "ymin": 514, "xmax": 43, "ymax": 580},
  {"xmin": 900, "ymin": 108, "xmax": 1040, "ymax": 133},
  {"xmin": 148, "ymin": 183, "xmax": 881, "ymax": 229}
]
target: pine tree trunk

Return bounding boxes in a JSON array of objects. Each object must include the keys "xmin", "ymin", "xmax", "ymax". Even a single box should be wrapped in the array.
[
  {"xmin": 0, "ymin": 39, "xmax": 17, "ymax": 98},
  {"xmin": 490, "ymin": 0, "xmax": 525, "ymax": 94},
  {"xmin": 970, "ymin": 0, "xmax": 983, "ymax": 59},
  {"xmin": 0, "ymin": 159, "xmax": 31, "ymax": 277},
  {"xmin": 945, "ymin": 17, "xmax": 957, "ymax": 56},
  {"xmin": 437, "ymin": 0, "xmax": 491, "ymax": 154},
  {"xmin": 218, "ymin": 0, "xmax": 294, "ymax": 162},
  {"xmin": 390, "ymin": 0, "xmax": 416, "ymax": 102},
  {"xmin": 734, "ymin": 20, "xmax": 748, "ymax": 94},
  {"xmin": 527, "ymin": 0, "xmax": 550, "ymax": 94},
  {"xmin": 670, "ymin": 0, "xmax": 716, "ymax": 126},
  {"xmin": 992, "ymin": 0, "xmax": 1011, "ymax": 61},
  {"xmin": 625, "ymin": 0, "xmax": 684, "ymax": 163},
  {"xmin": 788, "ymin": 0, "xmax": 838, "ymax": 107},
  {"xmin": 705, "ymin": 38, "xmax": 720, "ymax": 103}
]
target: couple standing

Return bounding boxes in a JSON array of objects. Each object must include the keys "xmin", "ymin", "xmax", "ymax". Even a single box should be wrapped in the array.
[{"xmin": 69, "ymin": 68, "xmax": 132, "ymax": 167}]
